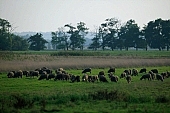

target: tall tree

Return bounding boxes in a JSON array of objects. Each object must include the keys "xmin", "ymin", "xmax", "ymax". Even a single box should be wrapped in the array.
[
  {"xmin": 65, "ymin": 22, "xmax": 88, "ymax": 50},
  {"xmin": 118, "ymin": 19, "xmax": 140, "ymax": 51},
  {"xmin": 51, "ymin": 27, "xmax": 68, "ymax": 50},
  {"xmin": 89, "ymin": 27, "xmax": 101, "ymax": 50},
  {"xmin": 144, "ymin": 18, "xmax": 167, "ymax": 51},
  {"xmin": 0, "ymin": 18, "xmax": 12, "ymax": 50},
  {"xmin": 11, "ymin": 34, "xmax": 29, "ymax": 51},
  {"xmin": 27, "ymin": 33, "xmax": 48, "ymax": 51},
  {"xmin": 103, "ymin": 18, "xmax": 121, "ymax": 50},
  {"xmin": 161, "ymin": 19, "xmax": 170, "ymax": 51}
]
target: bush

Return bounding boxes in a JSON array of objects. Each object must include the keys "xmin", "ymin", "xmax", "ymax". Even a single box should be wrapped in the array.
[
  {"xmin": 88, "ymin": 89, "xmax": 130, "ymax": 102},
  {"xmin": 155, "ymin": 95, "xmax": 170, "ymax": 103}
]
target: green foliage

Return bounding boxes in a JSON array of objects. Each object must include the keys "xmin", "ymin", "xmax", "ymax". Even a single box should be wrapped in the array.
[{"xmin": 27, "ymin": 33, "xmax": 48, "ymax": 51}]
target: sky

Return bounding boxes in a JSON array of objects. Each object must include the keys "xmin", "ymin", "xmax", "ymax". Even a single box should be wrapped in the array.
[{"xmin": 0, "ymin": 0, "xmax": 170, "ymax": 32}]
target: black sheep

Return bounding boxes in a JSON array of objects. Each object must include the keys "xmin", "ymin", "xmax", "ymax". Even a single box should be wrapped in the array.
[
  {"xmin": 108, "ymin": 67, "xmax": 115, "ymax": 73},
  {"xmin": 82, "ymin": 68, "xmax": 91, "ymax": 74},
  {"xmin": 139, "ymin": 68, "xmax": 146, "ymax": 73}
]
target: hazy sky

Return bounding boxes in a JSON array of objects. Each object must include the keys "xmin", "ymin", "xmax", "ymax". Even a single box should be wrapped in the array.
[{"xmin": 0, "ymin": 0, "xmax": 170, "ymax": 32}]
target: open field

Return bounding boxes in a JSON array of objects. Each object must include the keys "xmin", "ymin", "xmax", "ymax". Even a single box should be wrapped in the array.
[
  {"xmin": 0, "ymin": 50, "xmax": 170, "ymax": 72},
  {"xmin": 0, "ymin": 51, "xmax": 170, "ymax": 112}
]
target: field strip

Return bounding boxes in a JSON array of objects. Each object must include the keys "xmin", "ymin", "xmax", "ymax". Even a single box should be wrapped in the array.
[{"xmin": 0, "ymin": 57, "xmax": 170, "ymax": 71}]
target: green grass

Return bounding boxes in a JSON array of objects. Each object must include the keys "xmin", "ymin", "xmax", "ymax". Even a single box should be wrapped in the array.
[
  {"xmin": 0, "ymin": 66, "xmax": 170, "ymax": 112},
  {"xmin": 0, "ymin": 50, "xmax": 170, "ymax": 60}
]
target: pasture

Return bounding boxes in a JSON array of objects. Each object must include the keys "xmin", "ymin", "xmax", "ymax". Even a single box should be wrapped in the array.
[{"xmin": 0, "ymin": 50, "xmax": 170, "ymax": 113}]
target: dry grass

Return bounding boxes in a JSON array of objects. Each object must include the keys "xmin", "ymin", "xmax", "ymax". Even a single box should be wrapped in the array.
[{"xmin": 0, "ymin": 55, "xmax": 170, "ymax": 72}]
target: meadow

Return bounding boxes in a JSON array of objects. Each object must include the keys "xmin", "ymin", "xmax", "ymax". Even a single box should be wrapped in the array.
[{"xmin": 0, "ymin": 50, "xmax": 170, "ymax": 113}]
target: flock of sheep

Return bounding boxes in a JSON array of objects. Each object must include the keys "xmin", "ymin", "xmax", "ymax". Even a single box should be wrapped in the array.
[{"xmin": 6, "ymin": 67, "xmax": 170, "ymax": 83}]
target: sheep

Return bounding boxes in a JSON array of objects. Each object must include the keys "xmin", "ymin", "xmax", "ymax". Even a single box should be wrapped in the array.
[
  {"xmin": 139, "ymin": 68, "xmax": 146, "ymax": 73},
  {"xmin": 124, "ymin": 69, "xmax": 131, "ymax": 75},
  {"xmin": 30, "ymin": 71, "xmax": 39, "ymax": 78},
  {"xmin": 82, "ymin": 74, "xmax": 89, "ymax": 82},
  {"xmin": 70, "ymin": 75, "xmax": 80, "ymax": 82},
  {"xmin": 149, "ymin": 71, "xmax": 156, "ymax": 80},
  {"xmin": 7, "ymin": 71, "xmax": 14, "ymax": 78},
  {"xmin": 161, "ymin": 72, "xmax": 167, "ymax": 79},
  {"xmin": 88, "ymin": 75, "xmax": 92, "ymax": 82},
  {"xmin": 167, "ymin": 71, "xmax": 170, "ymax": 78},
  {"xmin": 98, "ymin": 71, "xmax": 105, "ymax": 77},
  {"xmin": 120, "ymin": 72, "xmax": 126, "ymax": 79},
  {"xmin": 23, "ymin": 71, "xmax": 30, "ymax": 77},
  {"xmin": 108, "ymin": 67, "xmax": 115, "ymax": 73},
  {"xmin": 98, "ymin": 74, "xmax": 108, "ymax": 82},
  {"xmin": 43, "ymin": 69, "xmax": 52, "ymax": 74},
  {"xmin": 156, "ymin": 74, "xmax": 163, "ymax": 82},
  {"xmin": 151, "ymin": 69, "xmax": 158, "ymax": 73},
  {"xmin": 38, "ymin": 74, "xmax": 47, "ymax": 80},
  {"xmin": 14, "ymin": 70, "xmax": 23, "ymax": 78},
  {"xmin": 62, "ymin": 73, "xmax": 70, "ymax": 81},
  {"xmin": 126, "ymin": 75, "xmax": 132, "ymax": 83},
  {"xmin": 131, "ymin": 68, "xmax": 138, "ymax": 76},
  {"xmin": 82, "ymin": 68, "xmax": 91, "ymax": 74},
  {"xmin": 91, "ymin": 75, "xmax": 98, "ymax": 82},
  {"xmin": 110, "ymin": 75, "xmax": 118, "ymax": 82},
  {"xmin": 54, "ymin": 71, "xmax": 63, "ymax": 80},
  {"xmin": 140, "ymin": 74, "xmax": 152, "ymax": 81},
  {"xmin": 47, "ymin": 73, "xmax": 56, "ymax": 80}
]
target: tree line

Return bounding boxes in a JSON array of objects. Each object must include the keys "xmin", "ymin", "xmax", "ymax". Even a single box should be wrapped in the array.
[{"xmin": 0, "ymin": 18, "xmax": 170, "ymax": 51}]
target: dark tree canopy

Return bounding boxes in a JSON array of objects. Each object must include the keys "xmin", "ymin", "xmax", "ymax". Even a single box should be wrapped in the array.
[{"xmin": 27, "ymin": 33, "xmax": 48, "ymax": 51}]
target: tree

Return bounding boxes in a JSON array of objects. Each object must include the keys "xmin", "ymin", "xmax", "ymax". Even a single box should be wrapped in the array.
[
  {"xmin": 11, "ymin": 34, "xmax": 29, "ymax": 51},
  {"xmin": 51, "ymin": 27, "xmax": 69, "ymax": 50},
  {"xmin": 161, "ymin": 19, "xmax": 170, "ymax": 51},
  {"xmin": 65, "ymin": 22, "xmax": 88, "ymax": 50},
  {"xmin": 89, "ymin": 27, "xmax": 101, "ymax": 50},
  {"xmin": 118, "ymin": 19, "xmax": 140, "ymax": 51},
  {"xmin": 27, "ymin": 33, "xmax": 48, "ymax": 51},
  {"xmin": 0, "ymin": 18, "xmax": 12, "ymax": 50}
]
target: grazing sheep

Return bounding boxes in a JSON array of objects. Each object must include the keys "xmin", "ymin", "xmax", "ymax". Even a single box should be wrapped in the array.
[
  {"xmin": 14, "ymin": 70, "xmax": 23, "ymax": 78},
  {"xmin": 131, "ymin": 68, "xmax": 138, "ymax": 76},
  {"xmin": 108, "ymin": 67, "xmax": 115, "ymax": 73},
  {"xmin": 7, "ymin": 72, "xmax": 14, "ymax": 78},
  {"xmin": 47, "ymin": 73, "xmax": 56, "ymax": 80},
  {"xmin": 38, "ymin": 74, "xmax": 47, "ymax": 80},
  {"xmin": 54, "ymin": 71, "xmax": 63, "ymax": 80},
  {"xmin": 161, "ymin": 72, "xmax": 167, "ymax": 79},
  {"xmin": 43, "ymin": 69, "xmax": 52, "ymax": 74},
  {"xmin": 91, "ymin": 75, "xmax": 98, "ymax": 82},
  {"xmin": 120, "ymin": 72, "xmax": 126, "ymax": 79},
  {"xmin": 98, "ymin": 75, "xmax": 108, "ymax": 82},
  {"xmin": 156, "ymin": 74, "xmax": 163, "ymax": 82},
  {"xmin": 126, "ymin": 75, "xmax": 132, "ymax": 83},
  {"xmin": 62, "ymin": 73, "xmax": 70, "ymax": 81},
  {"xmin": 110, "ymin": 75, "xmax": 118, "ymax": 82},
  {"xmin": 140, "ymin": 74, "xmax": 152, "ymax": 81},
  {"xmin": 30, "ymin": 71, "xmax": 39, "ymax": 78},
  {"xmin": 98, "ymin": 71, "xmax": 105, "ymax": 77},
  {"xmin": 23, "ymin": 71, "xmax": 30, "ymax": 77},
  {"xmin": 82, "ymin": 68, "xmax": 91, "ymax": 74},
  {"xmin": 139, "ymin": 68, "xmax": 146, "ymax": 73},
  {"xmin": 151, "ymin": 69, "xmax": 158, "ymax": 73},
  {"xmin": 88, "ymin": 75, "xmax": 92, "ymax": 82},
  {"xmin": 82, "ymin": 74, "xmax": 89, "ymax": 82},
  {"xmin": 167, "ymin": 71, "xmax": 170, "ymax": 78},
  {"xmin": 149, "ymin": 71, "xmax": 156, "ymax": 80},
  {"xmin": 124, "ymin": 69, "xmax": 131, "ymax": 75},
  {"xmin": 70, "ymin": 75, "xmax": 80, "ymax": 82}
]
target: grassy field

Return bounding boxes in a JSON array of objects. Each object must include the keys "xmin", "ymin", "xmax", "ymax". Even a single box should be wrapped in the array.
[{"xmin": 0, "ymin": 50, "xmax": 170, "ymax": 113}]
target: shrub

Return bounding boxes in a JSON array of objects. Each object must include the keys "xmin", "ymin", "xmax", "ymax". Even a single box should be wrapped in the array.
[{"xmin": 88, "ymin": 89, "xmax": 130, "ymax": 102}]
